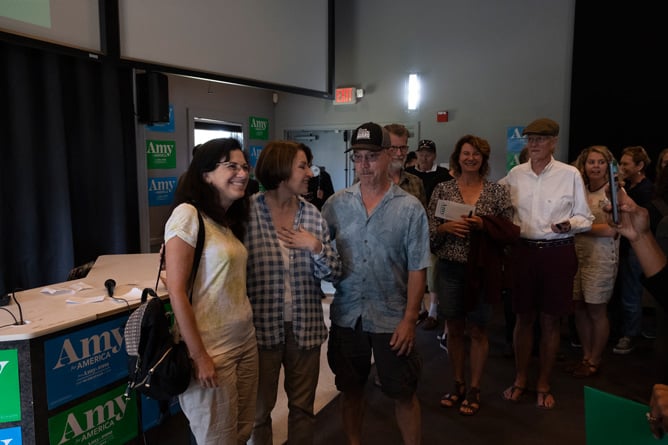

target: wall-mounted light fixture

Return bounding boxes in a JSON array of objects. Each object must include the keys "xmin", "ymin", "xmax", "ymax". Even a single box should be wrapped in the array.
[
  {"xmin": 407, "ymin": 73, "xmax": 421, "ymax": 111},
  {"xmin": 293, "ymin": 134, "xmax": 319, "ymax": 142}
]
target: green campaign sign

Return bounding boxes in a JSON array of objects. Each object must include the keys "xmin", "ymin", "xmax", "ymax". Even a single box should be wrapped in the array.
[
  {"xmin": 48, "ymin": 385, "xmax": 138, "ymax": 445},
  {"xmin": 0, "ymin": 349, "xmax": 21, "ymax": 423},
  {"xmin": 146, "ymin": 139, "xmax": 176, "ymax": 169},
  {"xmin": 249, "ymin": 116, "xmax": 269, "ymax": 140}
]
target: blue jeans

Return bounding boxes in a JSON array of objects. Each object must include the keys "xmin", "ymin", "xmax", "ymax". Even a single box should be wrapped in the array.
[
  {"xmin": 250, "ymin": 323, "xmax": 321, "ymax": 445},
  {"xmin": 619, "ymin": 249, "xmax": 643, "ymax": 337}
]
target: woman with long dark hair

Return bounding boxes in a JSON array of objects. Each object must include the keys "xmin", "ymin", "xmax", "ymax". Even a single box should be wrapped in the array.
[{"xmin": 164, "ymin": 138, "xmax": 258, "ymax": 444}]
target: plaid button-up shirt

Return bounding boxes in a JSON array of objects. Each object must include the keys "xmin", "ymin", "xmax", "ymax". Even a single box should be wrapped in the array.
[{"xmin": 245, "ymin": 193, "xmax": 342, "ymax": 349}]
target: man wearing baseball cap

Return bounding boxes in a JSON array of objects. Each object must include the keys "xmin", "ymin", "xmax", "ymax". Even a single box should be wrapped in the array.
[
  {"xmin": 322, "ymin": 122, "xmax": 430, "ymax": 444},
  {"xmin": 500, "ymin": 117, "xmax": 593, "ymax": 409},
  {"xmin": 406, "ymin": 139, "xmax": 454, "ymax": 331}
]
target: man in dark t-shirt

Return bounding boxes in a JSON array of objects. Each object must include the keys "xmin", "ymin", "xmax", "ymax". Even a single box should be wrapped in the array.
[
  {"xmin": 405, "ymin": 139, "xmax": 453, "ymax": 330},
  {"xmin": 405, "ymin": 139, "xmax": 453, "ymax": 204}
]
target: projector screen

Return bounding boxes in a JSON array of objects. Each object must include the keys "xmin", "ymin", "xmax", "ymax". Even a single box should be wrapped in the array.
[
  {"xmin": 119, "ymin": 0, "xmax": 331, "ymax": 95},
  {"xmin": 0, "ymin": 0, "xmax": 100, "ymax": 52},
  {"xmin": 0, "ymin": 1, "xmax": 331, "ymax": 95}
]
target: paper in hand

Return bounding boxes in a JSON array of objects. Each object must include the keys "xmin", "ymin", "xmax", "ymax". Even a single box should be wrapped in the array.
[{"xmin": 434, "ymin": 200, "xmax": 476, "ymax": 221}]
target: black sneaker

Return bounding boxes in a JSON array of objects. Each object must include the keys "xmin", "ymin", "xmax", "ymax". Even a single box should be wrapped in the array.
[{"xmin": 613, "ymin": 336, "xmax": 635, "ymax": 355}]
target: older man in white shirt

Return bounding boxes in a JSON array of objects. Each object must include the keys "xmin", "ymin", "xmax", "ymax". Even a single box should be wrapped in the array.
[{"xmin": 499, "ymin": 118, "xmax": 593, "ymax": 410}]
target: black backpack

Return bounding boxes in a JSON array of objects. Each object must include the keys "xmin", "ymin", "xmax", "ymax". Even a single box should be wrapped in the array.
[{"xmin": 123, "ymin": 209, "xmax": 204, "ymax": 401}]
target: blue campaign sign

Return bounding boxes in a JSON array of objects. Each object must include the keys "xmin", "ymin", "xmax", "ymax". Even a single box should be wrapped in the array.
[
  {"xmin": 506, "ymin": 126, "xmax": 527, "ymax": 172},
  {"xmin": 249, "ymin": 145, "xmax": 263, "ymax": 168},
  {"xmin": 146, "ymin": 105, "xmax": 175, "ymax": 133},
  {"xmin": 148, "ymin": 176, "xmax": 178, "ymax": 207},
  {"xmin": 44, "ymin": 317, "xmax": 129, "ymax": 410},
  {"xmin": 0, "ymin": 426, "xmax": 22, "ymax": 444},
  {"xmin": 506, "ymin": 126, "xmax": 526, "ymax": 153}
]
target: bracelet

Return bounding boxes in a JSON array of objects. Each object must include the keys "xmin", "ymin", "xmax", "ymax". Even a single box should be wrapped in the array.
[{"xmin": 647, "ymin": 412, "xmax": 660, "ymax": 423}]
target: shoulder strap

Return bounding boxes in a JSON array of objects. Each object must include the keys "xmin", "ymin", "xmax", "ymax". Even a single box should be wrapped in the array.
[
  {"xmin": 188, "ymin": 209, "xmax": 205, "ymax": 304},
  {"xmin": 154, "ymin": 207, "xmax": 205, "ymax": 304}
]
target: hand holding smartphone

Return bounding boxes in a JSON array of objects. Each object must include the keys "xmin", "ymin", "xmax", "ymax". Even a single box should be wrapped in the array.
[{"xmin": 608, "ymin": 160, "xmax": 620, "ymax": 224}]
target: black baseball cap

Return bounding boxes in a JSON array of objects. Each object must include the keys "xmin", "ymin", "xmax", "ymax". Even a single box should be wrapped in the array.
[
  {"xmin": 417, "ymin": 139, "xmax": 436, "ymax": 152},
  {"xmin": 345, "ymin": 122, "xmax": 391, "ymax": 152}
]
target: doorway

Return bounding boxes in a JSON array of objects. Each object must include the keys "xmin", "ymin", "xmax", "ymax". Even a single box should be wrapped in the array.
[{"xmin": 286, "ymin": 122, "xmax": 421, "ymax": 194}]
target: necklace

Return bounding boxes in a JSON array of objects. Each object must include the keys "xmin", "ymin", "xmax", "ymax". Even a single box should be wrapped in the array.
[{"xmin": 588, "ymin": 181, "xmax": 606, "ymax": 193}]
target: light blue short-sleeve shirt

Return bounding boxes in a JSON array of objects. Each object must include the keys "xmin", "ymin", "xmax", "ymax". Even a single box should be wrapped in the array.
[{"xmin": 321, "ymin": 182, "xmax": 431, "ymax": 333}]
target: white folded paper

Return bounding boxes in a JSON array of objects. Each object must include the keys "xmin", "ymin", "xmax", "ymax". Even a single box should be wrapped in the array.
[
  {"xmin": 66, "ymin": 295, "xmax": 106, "ymax": 304},
  {"xmin": 434, "ymin": 200, "xmax": 476, "ymax": 221},
  {"xmin": 41, "ymin": 281, "xmax": 93, "ymax": 295}
]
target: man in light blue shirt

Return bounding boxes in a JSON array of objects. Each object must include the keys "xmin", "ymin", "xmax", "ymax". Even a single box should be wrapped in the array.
[{"xmin": 321, "ymin": 122, "xmax": 430, "ymax": 445}]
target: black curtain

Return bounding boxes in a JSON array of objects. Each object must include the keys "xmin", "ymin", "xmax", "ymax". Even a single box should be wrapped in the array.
[
  {"xmin": 569, "ymin": 3, "xmax": 668, "ymax": 168},
  {"xmin": 0, "ymin": 41, "xmax": 139, "ymax": 294}
]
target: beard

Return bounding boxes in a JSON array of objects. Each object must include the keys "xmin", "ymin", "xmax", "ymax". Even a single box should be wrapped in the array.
[{"xmin": 389, "ymin": 159, "xmax": 404, "ymax": 173}]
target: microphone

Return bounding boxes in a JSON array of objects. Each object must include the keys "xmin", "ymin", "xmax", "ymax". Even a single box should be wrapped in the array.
[{"xmin": 105, "ymin": 279, "xmax": 116, "ymax": 298}]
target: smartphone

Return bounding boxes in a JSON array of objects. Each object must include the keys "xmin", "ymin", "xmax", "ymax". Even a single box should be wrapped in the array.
[{"xmin": 608, "ymin": 160, "xmax": 620, "ymax": 224}]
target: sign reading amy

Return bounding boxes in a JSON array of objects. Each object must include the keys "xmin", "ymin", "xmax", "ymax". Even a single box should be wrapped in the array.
[
  {"xmin": 148, "ymin": 176, "xmax": 178, "ymax": 207},
  {"xmin": 48, "ymin": 385, "xmax": 138, "ymax": 445},
  {"xmin": 146, "ymin": 139, "xmax": 176, "ymax": 169},
  {"xmin": 0, "ymin": 426, "xmax": 22, "ymax": 445},
  {"xmin": 506, "ymin": 126, "xmax": 526, "ymax": 172},
  {"xmin": 0, "ymin": 349, "xmax": 21, "ymax": 423},
  {"xmin": 249, "ymin": 116, "xmax": 269, "ymax": 140},
  {"xmin": 248, "ymin": 145, "xmax": 263, "ymax": 168},
  {"xmin": 44, "ymin": 317, "xmax": 128, "ymax": 410}
]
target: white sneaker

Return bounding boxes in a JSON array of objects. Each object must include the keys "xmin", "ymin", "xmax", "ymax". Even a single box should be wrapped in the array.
[
  {"xmin": 613, "ymin": 336, "xmax": 635, "ymax": 355},
  {"xmin": 439, "ymin": 335, "xmax": 448, "ymax": 353}
]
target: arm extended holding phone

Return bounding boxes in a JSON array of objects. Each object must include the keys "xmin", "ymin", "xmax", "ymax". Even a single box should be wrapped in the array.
[{"xmin": 608, "ymin": 160, "xmax": 620, "ymax": 225}]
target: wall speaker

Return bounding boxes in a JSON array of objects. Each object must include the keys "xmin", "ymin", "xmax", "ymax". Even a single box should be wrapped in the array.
[{"xmin": 136, "ymin": 72, "xmax": 169, "ymax": 124}]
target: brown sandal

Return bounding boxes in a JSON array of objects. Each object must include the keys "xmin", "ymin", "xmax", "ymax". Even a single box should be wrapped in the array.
[
  {"xmin": 502, "ymin": 384, "xmax": 526, "ymax": 402},
  {"xmin": 459, "ymin": 387, "xmax": 481, "ymax": 416},
  {"xmin": 565, "ymin": 359, "xmax": 589, "ymax": 374},
  {"xmin": 440, "ymin": 381, "xmax": 466, "ymax": 408},
  {"xmin": 573, "ymin": 361, "xmax": 600, "ymax": 378}
]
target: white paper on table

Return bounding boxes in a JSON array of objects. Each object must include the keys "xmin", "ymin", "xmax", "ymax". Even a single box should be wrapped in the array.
[
  {"xmin": 116, "ymin": 287, "xmax": 144, "ymax": 300},
  {"xmin": 69, "ymin": 281, "xmax": 93, "ymax": 291},
  {"xmin": 66, "ymin": 295, "xmax": 106, "ymax": 304},
  {"xmin": 42, "ymin": 281, "xmax": 93, "ymax": 295},
  {"xmin": 41, "ymin": 287, "xmax": 75, "ymax": 295},
  {"xmin": 434, "ymin": 200, "xmax": 476, "ymax": 221}
]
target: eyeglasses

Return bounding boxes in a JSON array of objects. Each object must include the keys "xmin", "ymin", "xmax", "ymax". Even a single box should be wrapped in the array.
[
  {"xmin": 350, "ymin": 152, "xmax": 383, "ymax": 163},
  {"xmin": 217, "ymin": 161, "xmax": 250, "ymax": 173},
  {"xmin": 526, "ymin": 135, "xmax": 552, "ymax": 145},
  {"xmin": 389, "ymin": 145, "xmax": 409, "ymax": 152}
]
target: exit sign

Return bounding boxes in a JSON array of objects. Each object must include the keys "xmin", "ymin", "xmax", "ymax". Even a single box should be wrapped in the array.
[{"xmin": 334, "ymin": 87, "xmax": 357, "ymax": 105}]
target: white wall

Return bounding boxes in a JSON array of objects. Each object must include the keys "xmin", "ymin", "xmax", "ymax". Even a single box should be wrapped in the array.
[{"xmin": 276, "ymin": 0, "xmax": 576, "ymax": 181}]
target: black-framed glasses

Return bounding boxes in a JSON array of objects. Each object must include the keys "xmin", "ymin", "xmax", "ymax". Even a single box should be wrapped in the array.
[
  {"xmin": 217, "ymin": 161, "xmax": 250, "ymax": 173},
  {"xmin": 350, "ymin": 152, "xmax": 383, "ymax": 163}
]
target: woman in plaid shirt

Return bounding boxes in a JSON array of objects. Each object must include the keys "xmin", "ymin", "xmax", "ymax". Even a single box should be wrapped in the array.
[{"xmin": 246, "ymin": 141, "xmax": 342, "ymax": 445}]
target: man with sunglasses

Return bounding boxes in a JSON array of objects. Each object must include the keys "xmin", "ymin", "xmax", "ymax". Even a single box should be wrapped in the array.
[{"xmin": 322, "ymin": 122, "xmax": 430, "ymax": 445}]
